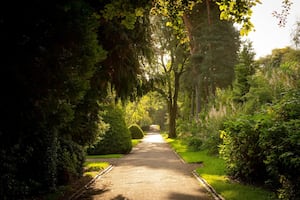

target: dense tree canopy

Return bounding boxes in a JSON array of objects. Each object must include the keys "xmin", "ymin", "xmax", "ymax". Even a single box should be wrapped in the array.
[
  {"xmin": 0, "ymin": 0, "xmax": 296, "ymax": 199},
  {"xmin": 0, "ymin": 0, "xmax": 152, "ymax": 198}
]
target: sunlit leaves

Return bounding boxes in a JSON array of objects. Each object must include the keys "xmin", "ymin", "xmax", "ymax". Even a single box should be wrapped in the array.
[
  {"xmin": 151, "ymin": 0, "xmax": 201, "ymax": 44},
  {"xmin": 100, "ymin": 1, "xmax": 146, "ymax": 29},
  {"xmin": 217, "ymin": 0, "xmax": 261, "ymax": 35}
]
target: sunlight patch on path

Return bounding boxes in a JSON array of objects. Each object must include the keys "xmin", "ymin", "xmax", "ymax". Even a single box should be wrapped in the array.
[{"xmin": 142, "ymin": 132, "xmax": 165, "ymax": 143}]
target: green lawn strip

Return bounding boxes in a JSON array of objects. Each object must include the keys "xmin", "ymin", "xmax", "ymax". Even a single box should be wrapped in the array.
[
  {"xmin": 132, "ymin": 139, "xmax": 142, "ymax": 147},
  {"xmin": 163, "ymin": 133, "xmax": 189, "ymax": 152},
  {"xmin": 83, "ymin": 161, "xmax": 110, "ymax": 178},
  {"xmin": 163, "ymin": 134, "xmax": 275, "ymax": 200},
  {"xmin": 43, "ymin": 161, "xmax": 110, "ymax": 200},
  {"xmin": 86, "ymin": 154, "xmax": 123, "ymax": 159}
]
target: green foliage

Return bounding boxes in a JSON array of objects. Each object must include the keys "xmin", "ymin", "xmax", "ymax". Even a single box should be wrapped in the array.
[
  {"xmin": 178, "ymin": 88, "xmax": 238, "ymax": 155},
  {"xmin": 86, "ymin": 154, "xmax": 123, "ymax": 159},
  {"xmin": 98, "ymin": 3, "xmax": 153, "ymax": 100},
  {"xmin": 150, "ymin": 14, "xmax": 190, "ymax": 138},
  {"xmin": 128, "ymin": 124, "xmax": 144, "ymax": 139},
  {"xmin": 124, "ymin": 93, "xmax": 163, "ymax": 127},
  {"xmin": 291, "ymin": 21, "xmax": 300, "ymax": 48},
  {"xmin": 243, "ymin": 73, "xmax": 273, "ymax": 113},
  {"xmin": 87, "ymin": 105, "xmax": 132, "ymax": 155},
  {"xmin": 220, "ymin": 114, "xmax": 270, "ymax": 183},
  {"xmin": 259, "ymin": 90, "xmax": 300, "ymax": 199},
  {"xmin": 0, "ymin": 0, "xmax": 108, "ymax": 198},
  {"xmin": 180, "ymin": 1, "xmax": 240, "ymax": 121},
  {"xmin": 101, "ymin": 1, "xmax": 147, "ymax": 30},
  {"xmin": 217, "ymin": 0, "xmax": 261, "ymax": 35},
  {"xmin": 84, "ymin": 162, "xmax": 109, "ymax": 172},
  {"xmin": 233, "ymin": 41, "xmax": 257, "ymax": 103},
  {"xmin": 220, "ymin": 89, "xmax": 300, "ymax": 198},
  {"xmin": 56, "ymin": 139, "xmax": 85, "ymax": 185},
  {"xmin": 187, "ymin": 137, "xmax": 203, "ymax": 151},
  {"xmin": 165, "ymin": 135, "xmax": 275, "ymax": 200}
]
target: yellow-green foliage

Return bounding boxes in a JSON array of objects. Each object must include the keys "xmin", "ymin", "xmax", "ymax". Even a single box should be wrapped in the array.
[
  {"xmin": 84, "ymin": 162, "xmax": 109, "ymax": 172},
  {"xmin": 87, "ymin": 105, "xmax": 132, "ymax": 154},
  {"xmin": 128, "ymin": 124, "xmax": 144, "ymax": 139},
  {"xmin": 83, "ymin": 162, "xmax": 109, "ymax": 178}
]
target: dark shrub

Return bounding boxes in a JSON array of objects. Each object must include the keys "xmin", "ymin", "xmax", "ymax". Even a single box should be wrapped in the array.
[
  {"xmin": 56, "ymin": 139, "xmax": 85, "ymax": 185},
  {"xmin": 141, "ymin": 125, "xmax": 150, "ymax": 132},
  {"xmin": 188, "ymin": 137, "xmax": 203, "ymax": 151},
  {"xmin": 221, "ymin": 89, "xmax": 300, "ymax": 199},
  {"xmin": 259, "ymin": 90, "xmax": 300, "ymax": 199},
  {"xmin": 87, "ymin": 106, "xmax": 132, "ymax": 155},
  {"xmin": 129, "ymin": 124, "xmax": 144, "ymax": 139},
  {"xmin": 220, "ymin": 114, "xmax": 270, "ymax": 183}
]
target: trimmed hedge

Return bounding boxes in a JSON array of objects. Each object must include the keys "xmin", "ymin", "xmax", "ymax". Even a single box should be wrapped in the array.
[
  {"xmin": 87, "ymin": 106, "xmax": 132, "ymax": 155},
  {"xmin": 129, "ymin": 124, "xmax": 144, "ymax": 139}
]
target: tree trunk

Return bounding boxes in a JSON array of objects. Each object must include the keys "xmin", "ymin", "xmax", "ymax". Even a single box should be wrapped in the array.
[
  {"xmin": 190, "ymin": 88, "xmax": 194, "ymax": 120},
  {"xmin": 168, "ymin": 73, "xmax": 180, "ymax": 138},
  {"xmin": 195, "ymin": 82, "xmax": 201, "ymax": 120},
  {"xmin": 168, "ymin": 104, "xmax": 177, "ymax": 138},
  {"xmin": 206, "ymin": 0, "xmax": 212, "ymax": 25}
]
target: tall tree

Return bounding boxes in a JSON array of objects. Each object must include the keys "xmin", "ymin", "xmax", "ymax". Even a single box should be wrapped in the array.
[
  {"xmin": 232, "ymin": 41, "xmax": 257, "ymax": 103},
  {"xmin": 151, "ymin": 16, "xmax": 190, "ymax": 138},
  {"xmin": 181, "ymin": 1, "xmax": 240, "ymax": 119}
]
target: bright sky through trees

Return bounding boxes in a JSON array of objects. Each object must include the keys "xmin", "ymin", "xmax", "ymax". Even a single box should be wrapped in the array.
[{"xmin": 243, "ymin": 0, "xmax": 300, "ymax": 59}]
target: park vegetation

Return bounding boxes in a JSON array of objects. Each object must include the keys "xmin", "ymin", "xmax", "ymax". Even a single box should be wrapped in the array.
[{"xmin": 0, "ymin": 0, "xmax": 298, "ymax": 200}]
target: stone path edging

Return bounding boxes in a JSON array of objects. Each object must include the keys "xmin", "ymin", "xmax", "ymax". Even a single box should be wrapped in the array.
[
  {"xmin": 192, "ymin": 170, "xmax": 225, "ymax": 200},
  {"xmin": 68, "ymin": 164, "xmax": 114, "ymax": 200},
  {"xmin": 169, "ymin": 144, "xmax": 225, "ymax": 200}
]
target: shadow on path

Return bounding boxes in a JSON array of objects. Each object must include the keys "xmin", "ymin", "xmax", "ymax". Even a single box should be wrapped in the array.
[{"xmin": 80, "ymin": 132, "xmax": 213, "ymax": 200}]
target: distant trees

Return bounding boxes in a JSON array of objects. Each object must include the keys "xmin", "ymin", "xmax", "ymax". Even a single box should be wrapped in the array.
[
  {"xmin": 181, "ymin": 1, "xmax": 240, "ymax": 119},
  {"xmin": 150, "ymin": 15, "xmax": 190, "ymax": 138},
  {"xmin": 124, "ymin": 92, "xmax": 165, "ymax": 129},
  {"xmin": 232, "ymin": 41, "xmax": 257, "ymax": 103},
  {"xmin": 291, "ymin": 21, "xmax": 300, "ymax": 48}
]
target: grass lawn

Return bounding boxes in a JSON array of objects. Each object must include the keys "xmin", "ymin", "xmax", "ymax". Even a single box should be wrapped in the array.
[
  {"xmin": 132, "ymin": 139, "xmax": 142, "ymax": 147},
  {"xmin": 164, "ymin": 134, "xmax": 276, "ymax": 200},
  {"xmin": 86, "ymin": 154, "xmax": 123, "ymax": 159},
  {"xmin": 83, "ymin": 161, "xmax": 110, "ymax": 177}
]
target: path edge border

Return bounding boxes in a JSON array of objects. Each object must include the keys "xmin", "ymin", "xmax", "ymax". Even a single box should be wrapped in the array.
[
  {"xmin": 192, "ymin": 170, "xmax": 225, "ymax": 200},
  {"xmin": 68, "ymin": 164, "xmax": 114, "ymax": 200},
  {"xmin": 171, "ymin": 148, "xmax": 225, "ymax": 200}
]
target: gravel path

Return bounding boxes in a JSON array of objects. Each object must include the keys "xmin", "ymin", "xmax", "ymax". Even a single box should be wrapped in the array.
[{"xmin": 81, "ymin": 132, "xmax": 214, "ymax": 200}]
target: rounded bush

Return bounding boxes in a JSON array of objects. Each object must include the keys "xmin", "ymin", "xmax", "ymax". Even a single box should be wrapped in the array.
[
  {"xmin": 87, "ymin": 105, "xmax": 132, "ymax": 155},
  {"xmin": 129, "ymin": 124, "xmax": 144, "ymax": 139}
]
